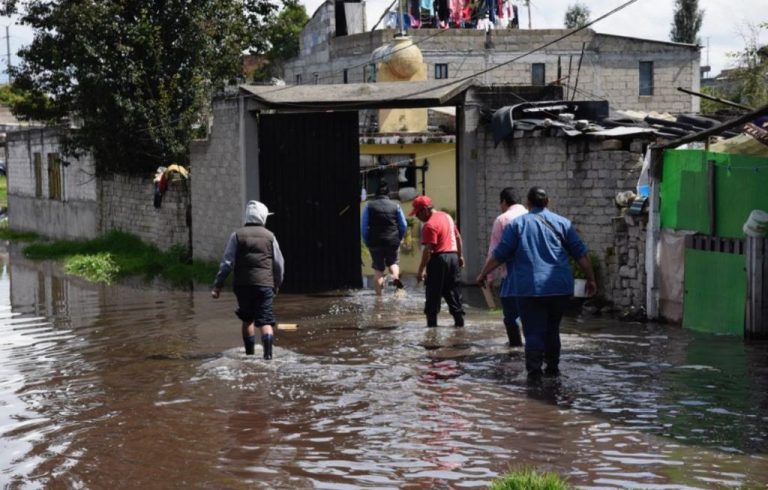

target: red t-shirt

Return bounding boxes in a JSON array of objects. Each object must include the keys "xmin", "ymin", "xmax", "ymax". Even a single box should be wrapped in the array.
[{"xmin": 421, "ymin": 211, "xmax": 460, "ymax": 253}]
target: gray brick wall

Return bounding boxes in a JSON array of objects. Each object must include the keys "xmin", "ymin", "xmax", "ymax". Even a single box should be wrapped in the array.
[
  {"xmin": 474, "ymin": 125, "xmax": 648, "ymax": 305},
  {"xmin": 6, "ymin": 127, "xmax": 191, "ymax": 251},
  {"xmin": 189, "ymin": 98, "xmax": 245, "ymax": 262},
  {"xmin": 100, "ymin": 174, "xmax": 191, "ymax": 252},
  {"xmin": 285, "ymin": 28, "xmax": 700, "ymax": 113}
]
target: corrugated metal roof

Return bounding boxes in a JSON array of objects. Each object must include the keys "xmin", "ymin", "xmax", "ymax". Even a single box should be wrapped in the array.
[{"xmin": 240, "ymin": 79, "xmax": 475, "ymax": 110}]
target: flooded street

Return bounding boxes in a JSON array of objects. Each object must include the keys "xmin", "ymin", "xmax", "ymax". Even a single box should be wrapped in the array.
[{"xmin": 1, "ymin": 246, "xmax": 767, "ymax": 489}]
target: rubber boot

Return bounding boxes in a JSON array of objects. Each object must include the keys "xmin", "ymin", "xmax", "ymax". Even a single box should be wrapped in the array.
[
  {"xmin": 261, "ymin": 334, "xmax": 274, "ymax": 360},
  {"xmin": 544, "ymin": 351, "xmax": 560, "ymax": 377},
  {"xmin": 452, "ymin": 313, "xmax": 464, "ymax": 328},
  {"xmin": 525, "ymin": 350, "xmax": 544, "ymax": 381},
  {"xmin": 505, "ymin": 322, "xmax": 523, "ymax": 347},
  {"xmin": 243, "ymin": 335, "xmax": 256, "ymax": 356},
  {"xmin": 426, "ymin": 313, "xmax": 437, "ymax": 328}
]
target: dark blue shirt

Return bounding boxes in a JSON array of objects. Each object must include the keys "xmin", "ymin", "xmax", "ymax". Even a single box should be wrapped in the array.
[{"xmin": 492, "ymin": 207, "xmax": 588, "ymax": 297}]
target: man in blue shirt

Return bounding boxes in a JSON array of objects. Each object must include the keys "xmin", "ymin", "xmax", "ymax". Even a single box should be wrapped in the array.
[
  {"xmin": 477, "ymin": 187, "xmax": 596, "ymax": 381},
  {"xmin": 361, "ymin": 181, "xmax": 408, "ymax": 295}
]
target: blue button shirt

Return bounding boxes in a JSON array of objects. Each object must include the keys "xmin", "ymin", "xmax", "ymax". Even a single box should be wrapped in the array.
[{"xmin": 492, "ymin": 207, "xmax": 588, "ymax": 297}]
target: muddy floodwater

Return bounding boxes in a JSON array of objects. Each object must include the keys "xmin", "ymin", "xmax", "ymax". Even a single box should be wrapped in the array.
[{"xmin": 1, "ymin": 247, "xmax": 767, "ymax": 489}]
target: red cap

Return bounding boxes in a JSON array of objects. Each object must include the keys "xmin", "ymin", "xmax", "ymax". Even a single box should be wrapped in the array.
[{"xmin": 409, "ymin": 195, "xmax": 432, "ymax": 216}]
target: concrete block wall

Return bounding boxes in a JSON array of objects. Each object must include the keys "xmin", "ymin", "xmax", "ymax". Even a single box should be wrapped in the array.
[
  {"xmin": 609, "ymin": 215, "xmax": 647, "ymax": 309},
  {"xmin": 6, "ymin": 127, "xmax": 191, "ymax": 251},
  {"xmin": 100, "ymin": 174, "xmax": 190, "ymax": 252},
  {"xmin": 474, "ymin": 126, "xmax": 648, "ymax": 305},
  {"xmin": 189, "ymin": 97, "xmax": 245, "ymax": 262},
  {"xmin": 284, "ymin": 28, "xmax": 700, "ymax": 113},
  {"xmin": 6, "ymin": 128, "xmax": 100, "ymax": 239}
]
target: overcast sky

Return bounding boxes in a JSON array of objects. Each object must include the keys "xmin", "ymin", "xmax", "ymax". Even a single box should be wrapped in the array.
[{"xmin": 1, "ymin": 0, "xmax": 766, "ymax": 84}]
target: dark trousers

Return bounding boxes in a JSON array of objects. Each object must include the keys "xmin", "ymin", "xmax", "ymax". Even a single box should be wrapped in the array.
[
  {"xmin": 500, "ymin": 296, "xmax": 522, "ymax": 346},
  {"xmin": 517, "ymin": 295, "xmax": 570, "ymax": 371},
  {"xmin": 424, "ymin": 253, "xmax": 464, "ymax": 318}
]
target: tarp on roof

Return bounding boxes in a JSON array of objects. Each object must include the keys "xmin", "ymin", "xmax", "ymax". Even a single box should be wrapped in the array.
[{"xmin": 240, "ymin": 79, "xmax": 475, "ymax": 111}]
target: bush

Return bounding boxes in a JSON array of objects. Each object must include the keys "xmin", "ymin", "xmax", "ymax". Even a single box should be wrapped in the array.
[{"xmin": 489, "ymin": 468, "xmax": 571, "ymax": 490}]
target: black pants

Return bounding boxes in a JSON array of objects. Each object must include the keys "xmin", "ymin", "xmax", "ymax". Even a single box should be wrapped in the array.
[{"xmin": 424, "ymin": 253, "xmax": 464, "ymax": 317}]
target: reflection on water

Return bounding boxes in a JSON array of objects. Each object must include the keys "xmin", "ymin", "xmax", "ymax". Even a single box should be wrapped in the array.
[{"xmin": 0, "ymin": 244, "xmax": 767, "ymax": 489}]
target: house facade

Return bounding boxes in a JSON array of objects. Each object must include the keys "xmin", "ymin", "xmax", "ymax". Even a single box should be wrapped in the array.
[
  {"xmin": 6, "ymin": 128, "xmax": 190, "ymax": 251},
  {"xmin": 285, "ymin": 2, "xmax": 701, "ymax": 114}
]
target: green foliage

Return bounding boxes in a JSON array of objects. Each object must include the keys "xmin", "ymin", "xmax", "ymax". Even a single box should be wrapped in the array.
[
  {"xmin": 699, "ymin": 86, "xmax": 734, "ymax": 115},
  {"xmin": 726, "ymin": 22, "xmax": 768, "ymax": 109},
  {"xmin": 570, "ymin": 252, "xmax": 600, "ymax": 280},
  {"xmin": 563, "ymin": 3, "xmax": 590, "ymax": 29},
  {"xmin": 23, "ymin": 231, "xmax": 218, "ymax": 287},
  {"xmin": 0, "ymin": 175, "xmax": 7, "ymax": 209},
  {"xmin": 489, "ymin": 468, "xmax": 571, "ymax": 490},
  {"xmin": 64, "ymin": 253, "xmax": 119, "ymax": 284},
  {"xmin": 7, "ymin": 0, "xmax": 277, "ymax": 176},
  {"xmin": 252, "ymin": 0, "xmax": 309, "ymax": 81},
  {"xmin": 670, "ymin": 0, "xmax": 704, "ymax": 44},
  {"xmin": 0, "ymin": 85, "xmax": 24, "ymax": 108},
  {"xmin": 0, "ymin": 220, "xmax": 40, "ymax": 242}
]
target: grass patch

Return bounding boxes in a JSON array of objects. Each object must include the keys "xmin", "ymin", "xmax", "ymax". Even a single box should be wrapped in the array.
[
  {"xmin": 65, "ymin": 253, "xmax": 119, "ymax": 284},
  {"xmin": 0, "ymin": 219, "xmax": 40, "ymax": 242},
  {"xmin": 23, "ymin": 230, "xmax": 218, "ymax": 286},
  {"xmin": 0, "ymin": 175, "xmax": 7, "ymax": 209},
  {"xmin": 489, "ymin": 468, "xmax": 571, "ymax": 490}
]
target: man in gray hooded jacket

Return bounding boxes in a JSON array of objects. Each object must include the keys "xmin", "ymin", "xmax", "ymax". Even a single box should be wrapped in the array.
[{"xmin": 212, "ymin": 200, "xmax": 285, "ymax": 359}]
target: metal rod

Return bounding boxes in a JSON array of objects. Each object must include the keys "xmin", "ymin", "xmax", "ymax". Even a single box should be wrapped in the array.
[
  {"xmin": 371, "ymin": 0, "xmax": 398, "ymax": 31},
  {"xmin": 571, "ymin": 42, "xmax": 585, "ymax": 101},
  {"xmin": 676, "ymin": 86, "xmax": 753, "ymax": 111}
]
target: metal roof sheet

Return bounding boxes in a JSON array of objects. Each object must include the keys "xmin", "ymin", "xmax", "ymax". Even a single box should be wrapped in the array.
[{"xmin": 240, "ymin": 79, "xmax": 475, "ymax": 110}]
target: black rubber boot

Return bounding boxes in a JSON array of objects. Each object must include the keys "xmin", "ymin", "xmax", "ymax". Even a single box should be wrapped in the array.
[
  {"xmin": 544, "ymin": 351, "xmax": 560, "ymax": 377},
  {"xmin": 453, "ymin": 313, "xmax": 464, "ymax": 328},
  {"xmin": 505, "ymin": 322, "xmax": 523, "ymax": 347},
  {"xmin": 261, "ymin": 334, "xmax": 274, "ymax": 360},
  {"xmin": 243, "ymin": 335, "xmax": 256, "ymax": 356},
  {"xmin": 426, "ymin": 313, "xmax": 437, "ymax": 327},
  {"xmin": 525, "ymin": 350, "xmax": 544, "ymax": 381}
]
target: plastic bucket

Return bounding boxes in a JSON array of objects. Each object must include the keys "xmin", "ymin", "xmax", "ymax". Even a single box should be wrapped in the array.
[
  {"xmin": 743, "ymin": 209, "xmax": 768, "ymax": 237},
  {"xmin": 573, "ymin": 278, "xmax": 588, "ymax": 298}
]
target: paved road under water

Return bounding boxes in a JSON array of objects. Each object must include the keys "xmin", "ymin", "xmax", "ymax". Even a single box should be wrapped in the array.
[{"xmin": 0, "ymin": 246, "xmax": 767, "ymax": 489}]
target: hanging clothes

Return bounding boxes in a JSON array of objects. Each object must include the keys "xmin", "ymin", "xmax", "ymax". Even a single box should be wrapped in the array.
[{"xmin": 434, "ymin": 0, "xmax": 450, "ymax": 28}]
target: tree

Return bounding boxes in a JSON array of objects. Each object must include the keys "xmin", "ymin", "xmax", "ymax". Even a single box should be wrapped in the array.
[
  {"xmin": 252, "ymin": 0, "xmax": 309, "ymax": 82},
  {"xmin": 4, "ymin": 0, "xmax": 278, "ymax": 176},
  {"xmin": 670, "ymin": 0, "xmax": 704, "ymax": 45},
  {"xmin": 564, "ymin": 3, "xmax": 590, "ymax": 29},
  {"xmin": 727, "ymin": 22, "xmax": 768, "ymax": 108}
]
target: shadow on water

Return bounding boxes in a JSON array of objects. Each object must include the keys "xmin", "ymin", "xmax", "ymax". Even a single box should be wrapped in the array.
[{"xmin": 0, "ymin": 244, "xmax": 767, "ymax": 488}]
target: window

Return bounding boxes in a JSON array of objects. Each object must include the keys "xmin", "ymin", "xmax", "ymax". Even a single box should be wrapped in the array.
[
  {"xmin": 639, "ymin": 61, "xmax": 654, "ymax": 96},
  {"xmin": 364, "ymin": 63, "xmax": 377, "ymax": 83},
  {"xmin": 435, "ymin": 63, "xmax": 448, "ymax": 79},
  {"xmin": 343, "ymin": 69, "xmax": 349, "ymax": 84},
  {"xmin": 47, "ymin": 153, "xmax": 62, "ymax": 201},
  {"xmin": 295, "ymin": 73, "xmax": 302, "ymax": 85},
  {"xmin": 361, "ymin": 154, "xmax": 417, "ymax": 197},
  {"xmin": 313, "ymin": 72, "xmax": 319, "ymax": 84},
  {"xmin": 531, "ymin": 63, "xmax": 545, "ymax": 86},
  {"xmin": 33, "ymin": 152, "xmax": 42, "ymax": 198}
]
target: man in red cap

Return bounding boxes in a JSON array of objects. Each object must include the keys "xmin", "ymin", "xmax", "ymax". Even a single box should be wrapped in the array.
[{"xmin": 411, "ymin": 195, "xmax": 465, "ymax": 327}]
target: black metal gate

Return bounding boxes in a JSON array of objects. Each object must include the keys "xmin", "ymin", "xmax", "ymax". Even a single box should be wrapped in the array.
[{"xmin": 258, "ymin": 111, "xmax": 362, "ymax": 293}]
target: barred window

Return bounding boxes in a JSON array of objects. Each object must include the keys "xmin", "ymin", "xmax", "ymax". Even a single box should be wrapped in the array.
[{"xmin": 639, "ymin": 61, "xmax": 654, "ymax": 96}]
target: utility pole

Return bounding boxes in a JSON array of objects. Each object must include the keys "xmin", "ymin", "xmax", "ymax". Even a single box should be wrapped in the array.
[
  {"xmin": 525, "ymin": 0, "xmax": 531, "ymax": 29},
  {"xmin": 4, "ymin": 26, "xmax": 11, "ymax": 84}
]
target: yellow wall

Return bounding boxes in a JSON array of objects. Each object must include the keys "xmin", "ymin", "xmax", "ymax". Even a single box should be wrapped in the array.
[{"xmin": 360, "ymin": 142, "xmax": 456, "ymax": 275}]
